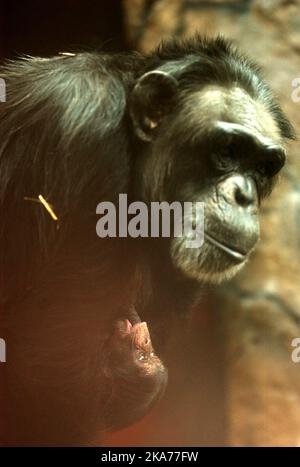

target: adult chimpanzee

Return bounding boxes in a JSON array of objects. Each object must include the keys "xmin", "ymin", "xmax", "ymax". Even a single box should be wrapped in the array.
[{"xmin": 0, "ymin": 35, "xmax": 294, "ymax": 445}]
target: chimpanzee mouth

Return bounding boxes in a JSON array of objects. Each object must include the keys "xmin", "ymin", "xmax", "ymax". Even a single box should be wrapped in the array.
[
  {"xmin": 122, "ymin": 319, "xmax": 145, "ymax": 334},
  {"xmin": 124, "ymin": 319, "xmax": 133, "ymax": 333},
  {"xmin": 205, "ymin": 232, "xmax": 248, "ymax": 262}
]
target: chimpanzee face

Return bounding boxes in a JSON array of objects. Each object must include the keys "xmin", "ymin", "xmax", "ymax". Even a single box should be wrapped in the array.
[{"xmin": 131, "ymin": 76, "xmax": 287, "ymax": 284}]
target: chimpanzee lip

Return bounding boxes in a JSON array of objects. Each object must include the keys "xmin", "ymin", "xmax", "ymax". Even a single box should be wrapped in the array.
[
  {"xmin": 124, "ymin": 319, "xmax": 133, "ymax": 333},
  {"xmin": 122, "ymin": 319, "xmax": 146, "ymax": 334},
  {"xmin": 205, "ymin": 232, "xmax": 248, "ymax": 261}
]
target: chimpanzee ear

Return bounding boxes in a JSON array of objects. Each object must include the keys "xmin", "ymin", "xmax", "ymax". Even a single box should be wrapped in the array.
[{"xmin": 129, "ymin": 71, "xmax": 178, "ymax": 142}]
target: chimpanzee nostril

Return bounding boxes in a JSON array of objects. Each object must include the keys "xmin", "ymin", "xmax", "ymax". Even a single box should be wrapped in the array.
[
  {"xmin": 217, "ymin": 175, "xmax": 258, "ymax": 209},
  {"xmin": 234, "ymin": 183, "xmax": 254, "ymax": 207},
  {"xmin": 232, "ymin": 176, "xmax": 257, "ymax": 208}
]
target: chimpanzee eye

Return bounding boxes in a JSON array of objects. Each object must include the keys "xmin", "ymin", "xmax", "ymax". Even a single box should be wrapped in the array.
[
  {"xmin": 212, "ymin": 143, "xmax": 237, "ymax": 171},
  {"xmin": 256, "ymin": 162, "xmax": 267, "ymax": 176},
  {"xmin": 256, "ymin": 160, "xmax": 280, "ymax": 178},
  {"xmin": 222, "ymin": 142, "xmax": 237, "ymax": 158},
  {"xmin": 255, "ymin": 145, "xmax": 286, "ymax": 179}
]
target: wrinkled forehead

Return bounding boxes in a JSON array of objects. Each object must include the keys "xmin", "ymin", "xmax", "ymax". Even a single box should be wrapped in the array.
[{"xmin": 181, "ymin": 85, "xmax": 282, "ymax": 144}]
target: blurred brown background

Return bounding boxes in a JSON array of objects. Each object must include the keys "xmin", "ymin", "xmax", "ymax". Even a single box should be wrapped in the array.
[{"xmin": 1, "ymin": 0, "xmax": 300, "ymax": 447}]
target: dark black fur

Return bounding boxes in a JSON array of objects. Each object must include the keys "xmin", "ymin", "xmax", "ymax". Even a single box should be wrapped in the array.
[{"xmin": 0, "ymin": 35, "xmax": 294, "ymax": 445}]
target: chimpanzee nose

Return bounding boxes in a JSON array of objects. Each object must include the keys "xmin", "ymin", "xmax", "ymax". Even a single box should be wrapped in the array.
[
  {"xmin": 218, "ymin": 175, "xmax": 258, "ymax": 209},
  {"xmin": 234, "ymin": 177, "xmax": 257, "ymax": 208}
]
